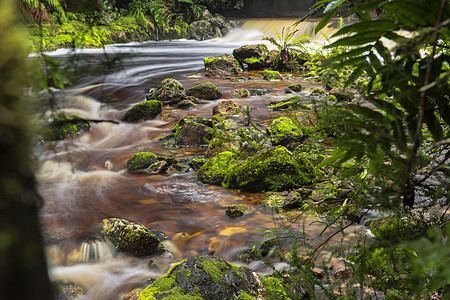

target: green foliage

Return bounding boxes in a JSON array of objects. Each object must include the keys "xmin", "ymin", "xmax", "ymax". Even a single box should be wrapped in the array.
[
  {"xmin": 263, "ymin": 24, "xmax": 311, "ymax": 71},
  {"xmin": 318, "ymin": 0, "xmax": 450, "ymax": 208}
]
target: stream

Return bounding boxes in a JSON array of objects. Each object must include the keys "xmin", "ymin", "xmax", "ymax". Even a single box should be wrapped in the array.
[{"xmin": 36, "ymin": 21, "xmax": 367, "ymax": 299}]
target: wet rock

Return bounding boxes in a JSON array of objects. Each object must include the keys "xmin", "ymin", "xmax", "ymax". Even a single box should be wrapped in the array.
[
  {"xmin": 197, "ymin": 151, "xmax": 241, "ymax": 186},
  {"xmin": 233, "ymin": 44, "xmax": 269, "ymax": 70},
  {"xmin": 212, "ymin": 100, "xmax": 241, "ymax": 116},
  {"xmin": 266, "ymin": 96, "xmax": 306, "ymax": 111},
  {"xmin": 126, "ymin": 152, "xmax": 158, "ymax": 172},
  {"xmin": 99, "ymin": 218, "xmax": 161, "ymax": 256},
  {"xmin": 151, "ymin": 78, "xmax": 188, "ymax": 105},
  {"xmin": 330, "ymin": 89, "xmax": 354, "ymax": 101},
  {"xmin": 53, "ymin": 280, "xmax": 84, "ymax": 300},
  {"xmin": 262, "ymin": 70, "xmax": 282, "ymax": 81},
  {"xmin": 268, "ymin": 116, "xmax": 303, "ymax": 145},
  {"xmin": 204, "ymin": 54, "xmax": 242, "ymax": 78},
  {"xmin": 147, "ymin": 160, "xmax": 170, "ymax": 174},
  {"xmin": 231, "ymin": 88, "xmax": 250, "ymax": 98},
  {"xmin": 177, "ymin": 100, "xmax": 197, "ymax": 109},
  {"xmin": 189, "ymin": 20, "xmax": 215, "ymax": 40},
  {"xmin": 172, "ymin": 116, "xmax": 214, "ymax": 147},
  {"xmin": 226, "ymin": 204, "xmax": 252, "ymax": 218},
  {"xmin": 209, "ymin": 13, "xmax": 234, "ymax": 36},
  {"xmin": 138, "ymin": 255, "xmax": 290, "ymax": 300},
  {"xmin": 186, "ymin": 82, "xmax": 222, "ymax": 100},
  {"xmin": 234, "ymin": 146, "xmax": 316, "ymax": 192},
  {"xmin": 49, "ymin": 115, "xmax": 90, "ymax": 140},
  {"xmin": 121, "ymin": 100, "xmax": 162, "ymax": 123},
  {"xmin": 188, "ymin": 157, "xmax": 207, "ymax": 170},
  {"xmin": 288, "ymin": 83, "xmax": 303, "ymax": 92}
]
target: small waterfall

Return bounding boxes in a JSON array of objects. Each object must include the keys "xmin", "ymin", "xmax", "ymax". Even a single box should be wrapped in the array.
[
  {"xmin": 240, "ymin": 19, "xmax": 338, "ymax": 43},
  {"xmin": 80, "ymin": 238, "xmax": 116, "ymax": 263}
]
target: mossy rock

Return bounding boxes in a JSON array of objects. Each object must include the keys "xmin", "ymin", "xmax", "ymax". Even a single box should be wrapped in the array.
[
  {"xmin": 262, "ymin": 70, "xmax": 282, "ymax": 81},
  {"xmin": 122, "ymin": 100, "xmax": 162, "ymax": 122},
  {"xmin": 370, "ymin": 211, "xmax": 440, "ymax": 242},
  {"xmin": 189, "ymin": 157, "xmax": 207, "ymax": 171},
  {"xmin": 226, "ymin": 204, "xmax": 252, "ymax": 218},
  {"xmin": 234, "ymin": 146, "xmax": 315, "ymax": 192},
  {"xmin": 126, "ymin": 152, "xmax": 158, "ymax": 172},
  {"xmin": 288, "ymin": 83, "xmax": 303, "ymax": 92},
  {"xmin": 186, "ymin": 82, "xmax": 222, "ymax": 100},
  {"xmin": 177, "ymin": 100, "xmax": 197, "ymax": 109},
  {"xmin": 212, "ymin": 100, "xmax": 242, "ymax": 116},
  {"xmin": 231, "ymin": 88, "xmax": 250, "ymax": 98},
  {"xmin": 204, "ymin": 54, "xmax": 242, "ymax": 78},
  {"xmin": 137, "ymin": 255, "xmax": 289, "ymax": 300},
  {"xmin": 268, "ymin": 116, "xmax": 303, "ymax": 145},
  {"xmin": 197, "ymin": 151, "xmax": 241, "ymax": 186},
  {"xmin": 50, "ymin": 115, "xmax": 90, "ymax": 140},
  {"xmin": 267, "ymin": 96, "xmax": 307, "ymax": 111},
  {"xmin": 99, "ymin": 218, "xmax": 161, "ymax": 256},
  {"xmin": 153, "ymin": 78, "xmax": 188, "ymax": 105},
  {"xmin": 189, "ymin": 19, "xmax": 215, "ymax": 40},
  {"xmin": 233, "ymin": 44, "xmax": 269, "ymax": 70},
  {"xmin": 171, "ymin": 116, "xmax": 214, "ymax": 147}
]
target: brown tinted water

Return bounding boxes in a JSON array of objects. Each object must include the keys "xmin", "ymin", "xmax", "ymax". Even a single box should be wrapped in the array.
[{"xmin": 37, "ymin": 27, "xmax": 367, "ymax": 299}]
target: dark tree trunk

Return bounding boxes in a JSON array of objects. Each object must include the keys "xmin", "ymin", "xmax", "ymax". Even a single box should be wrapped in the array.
[{"xmin": 0, "ymin": 0, "xmax": 54, "ymax": 299}]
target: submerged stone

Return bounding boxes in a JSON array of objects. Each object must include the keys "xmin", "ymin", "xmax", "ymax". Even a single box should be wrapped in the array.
[
  {"xmin": 186, "ymin": 82, "xmax": 222, "ymax": 100},
  {"xmin": 121, "ymin": 100, "xmax": 162, "ymax": 122},
  {"xmin": 99, "ymin": 218, "xmax": 161, "ymax": 256},
  {"xmin": 226, "ymin": 204, "xmax": 252, "ymax": 218},
  {"xmin": 137, "ymin": 255, "xmax": 290, "ymax": 300}
]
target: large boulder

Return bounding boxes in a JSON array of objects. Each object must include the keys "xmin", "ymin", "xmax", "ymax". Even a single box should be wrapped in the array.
[
  {"xmin": 99, "ymin": 218, "xmax": 161, "ymax": 256},
  {"xmin": 204, "ymin": 54, "xmax": 242, "ymax": 78},
  {"xmin": 137, "ymin": 255, "xmax": 290, "ymax": 300},
  {"xmin": 233, "ymin": 44, "xmax": 269, "ymax": 70},
  {"xmin": 198, "ymin": 146, "xmax": 316, "ymax": 192},
  {"xmin": 151, "ymin": 78, "xmax": 191, "ymax": 105},
  {"xmin": 189, "ymin": 20, "xmax": 215, "ymax": 40},
  {"xmin": 126, "ymin": 152, "xmax": 158, "ymax": 172},
  {"xmin": 50, "ymin": 115, "xmax": 90, "ymax": 140},
  {"xmin": 186, "ymin": 82, "xmax": 222, "ymax": 100},
  {"xmin": 121, "ymin": 100, "xmax": 162, "ymax": 122}
]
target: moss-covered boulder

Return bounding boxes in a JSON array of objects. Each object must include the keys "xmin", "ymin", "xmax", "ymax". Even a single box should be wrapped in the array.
[
  {"xmin": 186, "ymin": 82, "xmax": 222, "ymax": 100},
  {"xmin": 288, "ymin": 83, "xmax": 303, "ymax": 92},
  {"xmin": 50, "ymin": 115, "xmax": 90, "ymax": 140},
  {"xmin": 212, "ymin": 100, "xmax": 242, "ymax": 116},
  {"xmin": 369, "ymin": 210, "xmax": 440, "ymax": 242},
  {"xmin": 233, "ymin": 44, "xmax": 269, "ymax": 70},
  {"xmin": 189, "ymin": 19, "xmax": 215, "ymax": 40},
  {"xmin": 262, "ymin": 70, "xmax": 282, "ymax": 81},
  {"xmin": 177, "ymin": 99, "xmax": 197, "ymax": 109},
  {"xmin": 268, "ymin": 116, "xmax": 303, "ymax": 145},
  {"xmin": 137, "ymin": 255, "xmax": 290, "ymax": 300},
  {"xmin": 204, "ymin": 54, "xmax": 242, "ymax": 78},
  {"xmin": 231, "ymin": 88, "xmax": 250, "ymax": 98},
  {"xmin": 234, "ymin": 146, "xmax": 315, "ymax": 192},
  {"xmin": 197, "ymin": 151, "xmax": 240, "ymax": 186},
  {"xmin": 226, "ymin": 204, "xmax": 252, "ymax": 218},
  {"xmin": 152, "ymin": 78, "xmax": 189, "ymax": 105},
  {"xmin": 126, "ymin": 152, "xmax": 158, "ymax": 172},
  {"xmin": 121, "ymin": 100, "xmax": 162, "ymax": 122},
  {"xmin": 99, "ymin": 218, "xmax": 161, "ymax": 256}
]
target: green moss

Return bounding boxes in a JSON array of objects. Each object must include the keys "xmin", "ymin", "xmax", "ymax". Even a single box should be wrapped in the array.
[
  {"xmin": 262, "ymin": 70, "xmax": 282, "ymax": 81},
  {"xmin": 237, "ymin": 290, "xmax": 257, "ymax": 300},
  {"xmin": 126, "ymin": 152, "xmax": 158, "ymax": 171},
  {"xmin": 234, "ymin": 146, "xmax": 315, "ymax": 192},
  {"xmin": 269, "ymin": 116, "xmax": 303, "ymax": 144},
  {"xmin": 186, "ymin": 82, "xmax": 222, "ymax": 100},
  {"xmin": 260, "ymin": 276, "xmax": 290, "ymax": 300},
  {"xmin": 122, "ymin": 100, "xmax": 162, "ymax": 122},
  {"xmin": 51, "ymin": 115, "xmax": 90, "ymax": 140},
  {"xmin": 198, "ymin": 257, "xmax": 224, "ymax": 283},
  {"xmin": 288, "ymin": 83, "xmax": 302, "ymax": 92},
  {"xmin": 197, "ymin": 151, "xmax": 240, "ymax": 186}
]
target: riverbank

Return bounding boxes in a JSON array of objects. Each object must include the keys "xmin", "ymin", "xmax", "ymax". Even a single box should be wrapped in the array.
[{"xmin": 28, "ymin": 11, "xmax": 234, "ymax": 53}]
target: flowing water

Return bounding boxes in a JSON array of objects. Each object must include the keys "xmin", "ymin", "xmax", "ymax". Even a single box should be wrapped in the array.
[{"xmin": 37, "ymin": 22, "xmax": 366, "ymax": 299}]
